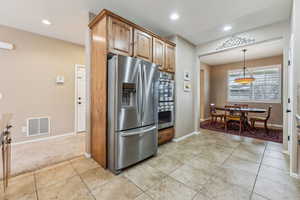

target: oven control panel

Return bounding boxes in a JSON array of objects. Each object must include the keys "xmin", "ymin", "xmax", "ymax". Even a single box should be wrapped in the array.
[{"xmin": 159, "ymin": 102, "xmax": 174, "ymax": 112}]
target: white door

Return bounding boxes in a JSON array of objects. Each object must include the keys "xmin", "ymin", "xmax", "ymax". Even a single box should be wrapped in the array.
[
  {"xmin": 287, "ymin": 34, "xmax": 294, "ymax": 153},
  {"xmin": 76, "ymin": 65, "xmax": 86, "ymax": 132}
]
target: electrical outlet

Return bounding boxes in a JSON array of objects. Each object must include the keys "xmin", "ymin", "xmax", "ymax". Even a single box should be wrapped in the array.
[{"xmin": 22, "ymin": 126, "xmax": 27, "ymax": 133}]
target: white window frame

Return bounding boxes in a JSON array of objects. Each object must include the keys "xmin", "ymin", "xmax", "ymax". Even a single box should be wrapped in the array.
[{"xmin": 227, "ymin": 65, "xmax": 282, "ymax": 104}]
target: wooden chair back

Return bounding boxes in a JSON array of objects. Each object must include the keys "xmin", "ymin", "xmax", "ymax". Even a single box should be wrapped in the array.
[
  {"xmin": 210, "ymin": 103, "xmax": 216, "ymax": 114},
  {"xmin": 266, "ymin": 106, "xmax": 272, "ymax": 120},
  {"xmin": 234, "ymin": 104, "xmax": 248, "ymax": 108},
  {"xmin": 225, "ymin": 105, "xmax": 242, "ymax": 117}
]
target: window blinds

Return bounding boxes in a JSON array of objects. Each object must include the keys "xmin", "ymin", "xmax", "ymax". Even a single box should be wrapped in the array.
[{"xmin": 228, "ymin": 65, "xmax": 281, "ymax": 103}]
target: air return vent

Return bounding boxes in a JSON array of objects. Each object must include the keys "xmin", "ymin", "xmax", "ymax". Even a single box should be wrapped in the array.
[{"xmin": 27, "ymin": 117, "xmax": 50, "ymax": 136}]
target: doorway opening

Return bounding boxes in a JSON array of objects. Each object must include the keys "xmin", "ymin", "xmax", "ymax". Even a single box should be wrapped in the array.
[
  {"xmin": 200, "ymin": 69, "xmax": 205, "ymax": 120},
  {"xmin": 198, "ymin": 39, "xmax": 286, "ymax": 144}
]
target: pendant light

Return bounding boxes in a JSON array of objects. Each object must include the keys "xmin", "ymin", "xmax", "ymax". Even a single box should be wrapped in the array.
[{"xmin": 234, "ymin": 49, "xmax": 255, "ymax": 84}]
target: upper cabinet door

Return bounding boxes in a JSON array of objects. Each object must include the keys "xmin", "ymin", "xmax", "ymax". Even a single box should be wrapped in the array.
[
  {"xmin": 165, "ymin": 44, "xmax": 175, "ymax": 73},
  {"xmin": 153, "ymin": 38, "xmax": 165, "ymax": 70},
  {"xmin": 108, "ymin": 17, "xmax": 133, "ymax": 56},
  {"xmin": 133, "ymin": 29, "xmax": 153, "ymax": 62}
]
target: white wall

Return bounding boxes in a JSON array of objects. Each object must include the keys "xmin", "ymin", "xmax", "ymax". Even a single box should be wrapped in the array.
[
  {"xmin": 290, "ymin": 0, "xmax": 300, "ymax": 175},
  {"xmin": 169, "ymin": 36, "xmax": 198, "ymax": 138},
  {"xmin": 200, "ymin": 63, "xmax": 211, "ymax": 119}
]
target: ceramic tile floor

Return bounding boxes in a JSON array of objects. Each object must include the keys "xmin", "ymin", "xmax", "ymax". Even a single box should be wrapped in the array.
[{"xmin": 1, "ymin": 129, "xmax": 300, "ymax": 200}]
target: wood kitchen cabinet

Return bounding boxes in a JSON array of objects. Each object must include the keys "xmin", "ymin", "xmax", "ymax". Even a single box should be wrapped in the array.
[
  {"xmin": 158, "ymin": 128, "xmax": 175, "ymax": 145},
  {"xmin": 134, "ymin": 29, "xmax": 153, "ymax": 62},
  {"xmin": 153, "ymin": 38, "xmax": 165, "ymax": 70},
  {"xmin": 108, "ymin": 16, "xmax": 133, "ymax": 56},
  {"xmin": 165, "ymin": 44, "xmax": 176, "ymax": 73}
]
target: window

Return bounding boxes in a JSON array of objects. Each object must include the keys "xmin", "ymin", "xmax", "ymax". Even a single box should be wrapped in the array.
[{"xmin": 228, "ymin": 65, "xmax": 281, "ymax": 103}]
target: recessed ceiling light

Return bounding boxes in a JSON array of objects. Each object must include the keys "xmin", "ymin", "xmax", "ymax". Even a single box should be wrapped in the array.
[
  {"xmin": 170, "ymin": 13, "xmax": 179, "ymax": 21},
  {"xmin": 223, "ymin": 25, "xmax": 232, "ymax": 31},
  {"xmin": 42, "ymin": 19, "xmax": 52, "ymax": 25}
]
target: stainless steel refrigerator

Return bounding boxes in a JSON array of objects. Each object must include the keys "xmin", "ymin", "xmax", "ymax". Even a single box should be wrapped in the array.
[{"xmin": 107, "ymin": 55, "xmax": 159, "ymax": 174}]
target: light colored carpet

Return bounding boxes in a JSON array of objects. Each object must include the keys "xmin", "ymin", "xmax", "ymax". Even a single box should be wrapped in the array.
[{"xmin": 0, "ymin": 133, "xmax": 86, "ymax": 178}]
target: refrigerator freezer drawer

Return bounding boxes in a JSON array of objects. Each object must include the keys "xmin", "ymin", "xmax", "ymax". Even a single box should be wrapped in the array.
[{"xmin": 116, "ymin": 125, "xmax": 157, "ymax": 170}]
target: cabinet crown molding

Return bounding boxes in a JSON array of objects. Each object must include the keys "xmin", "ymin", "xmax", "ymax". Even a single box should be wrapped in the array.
[{"xmin": 89, "ymin": 9, "xmax": 176, "ymax": 47}]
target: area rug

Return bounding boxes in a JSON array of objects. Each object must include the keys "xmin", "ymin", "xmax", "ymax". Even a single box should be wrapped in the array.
[{"xmin": 200, "ymin": 120, "xmax": 283, "ymax": 143}]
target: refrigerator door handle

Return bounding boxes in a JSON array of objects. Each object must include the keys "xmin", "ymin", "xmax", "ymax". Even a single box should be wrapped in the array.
[
  {"xmin": 141, "ymin": 64, "xmax": 146, "ymax": 119},
  {"xmin": 141, "ymin": 63, "xmax": 150, "ymax": 121},
  {"xmin": 138, "ymin": 63, "xmax": 143, "ymax": 123},
  {"xmin": 120, "ymin": 126, "xmax": 157, "ymax": 137},
  {"xmin": 136, "ymin": 69, "xmax": 140, "ymax": 122}
]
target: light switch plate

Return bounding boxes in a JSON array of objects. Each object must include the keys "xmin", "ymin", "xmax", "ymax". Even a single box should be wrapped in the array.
[
  {"xmin": 56, "ymin": 76, "xmax": 65, "ymax": 84},
  {"xmin": 0, "ymin": 41, "xmax": 14, "ymax": 50}
]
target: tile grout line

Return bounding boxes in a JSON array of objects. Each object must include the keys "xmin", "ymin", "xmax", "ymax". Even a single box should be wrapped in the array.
[
  {"xmin": 172, "ymin": 142, "xmax": 242, "ymax": 200},
  {"xmin": 184, "ymin": 136, "xmax": 242, "ymax": 198},
  {"xmin": 68, "ymin": 160, "xmax": 97, "ymax": 200},
  {"xmin": 33, "ymin": 172, "xmax": 39, "ymax": 200},
  {"xmin": 249, "ymin": 142, "xmax": 268, "ymax": 199},
  {"xmin": 162, "ymin": 175, "xmax": 200, "ymax": 198},
  {"xmin": 220, "ymin": 141, "xmax": 240, "ymax": 165},
  {"xmin": 122, "ymin": 175, "xmax": 148, "ymax": 198}
]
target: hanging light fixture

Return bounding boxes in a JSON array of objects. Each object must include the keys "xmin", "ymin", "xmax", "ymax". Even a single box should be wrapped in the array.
[{"xmin": 234, "ymin": 49, "xmax": 255, "ymax": 84}]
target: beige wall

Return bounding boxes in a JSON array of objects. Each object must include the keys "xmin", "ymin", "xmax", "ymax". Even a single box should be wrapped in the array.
[
  {"xmin": 169, "ymin": 36, "xmax": 197, "ymax": 138},
  {"xmin": 0, "ymin": 25, "xmax": 85, "ymax": 142},
  {"xmin": 209, "ymin": 55, "xmax": 283, "ymax": 125},
  {"xmin": 200, "ymin": 63, "xmax": 211, "ymax": 119}
]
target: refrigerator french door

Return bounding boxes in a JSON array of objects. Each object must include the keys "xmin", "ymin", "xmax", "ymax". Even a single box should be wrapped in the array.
[{"xmin": 107, "ymin": 55, "xmax": 159, "ymax": 174}]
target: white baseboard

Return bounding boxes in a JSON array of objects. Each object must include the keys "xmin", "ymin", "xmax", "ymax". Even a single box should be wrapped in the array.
[
  {"xmin": 255, "ymin": 122, "xmax": 283, "ymax": 128},
  {"xmin": 282, "ymin": 150, "xmax": 289, "ymax": 155},
  {"xmin": 270, "ymin": 124, "xmax": 283, "ymax": 128},
  {"xmin": 200, "ymin": 118, "xmax": 210, "ymax": 122},
  {"xmin": 290, "ymin": 172, "xmax": 300, "ymax": 179},
  {"xmin": 172, "ymin": 131, "xmax": 199, "ymax": 142},
  {"xmin": 12, "ymin": 132, "xmax": 76, "ymax": 146},
  {"xmin": 84, "ymin": 152, "xmax": 91, "ymax": 158},
  {"xmin": 201, "ymin": 119, "xmax": 282, "ymax": 128}
]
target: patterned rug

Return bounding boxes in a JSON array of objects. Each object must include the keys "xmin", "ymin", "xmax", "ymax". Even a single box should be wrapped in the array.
[{"xmin": 200, "ymin": 120, "xmax": 283, "ymax": 143}]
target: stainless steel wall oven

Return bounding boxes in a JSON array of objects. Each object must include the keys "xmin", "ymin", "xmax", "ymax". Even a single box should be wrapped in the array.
[{"xmin": 158, "ymin": 72, "xmax": 175, "ymax": 130}]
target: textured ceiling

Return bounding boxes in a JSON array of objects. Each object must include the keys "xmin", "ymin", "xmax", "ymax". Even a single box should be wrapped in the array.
[{"xmin": 0, "ymin": 0, "xmax": 292, "ymax": 45}]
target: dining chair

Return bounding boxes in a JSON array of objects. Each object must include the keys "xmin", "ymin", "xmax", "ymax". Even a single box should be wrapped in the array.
[
  {"xmin": 224, "ymin": 105, "xmax": 243, "ymax": 134},
  {"xmin": 249, "ymin": 106, "xmax": 272, "ymax": 134},
  {"xmin": 209, "ymin": 103, "xmax": 225, "ymax": 126}
]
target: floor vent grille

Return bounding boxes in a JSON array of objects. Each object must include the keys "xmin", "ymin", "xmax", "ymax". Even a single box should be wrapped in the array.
[{"xmin": 27, "ymin": 117, "xmax": 50, "ymax": 136}]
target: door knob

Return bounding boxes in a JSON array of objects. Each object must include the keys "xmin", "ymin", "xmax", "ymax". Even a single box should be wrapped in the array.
[
  {"xmin": 286, "ymin": 109, "xmax": 291, "ymax": 113},
  {"xmin": 78, "ymin": 102, "xmax": 82, "ymax": 104}
]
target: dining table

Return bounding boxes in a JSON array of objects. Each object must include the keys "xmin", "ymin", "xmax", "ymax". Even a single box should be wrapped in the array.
[{"xmin": 215, "ymin": 106, "xmax": 267, "ymax": 133}]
